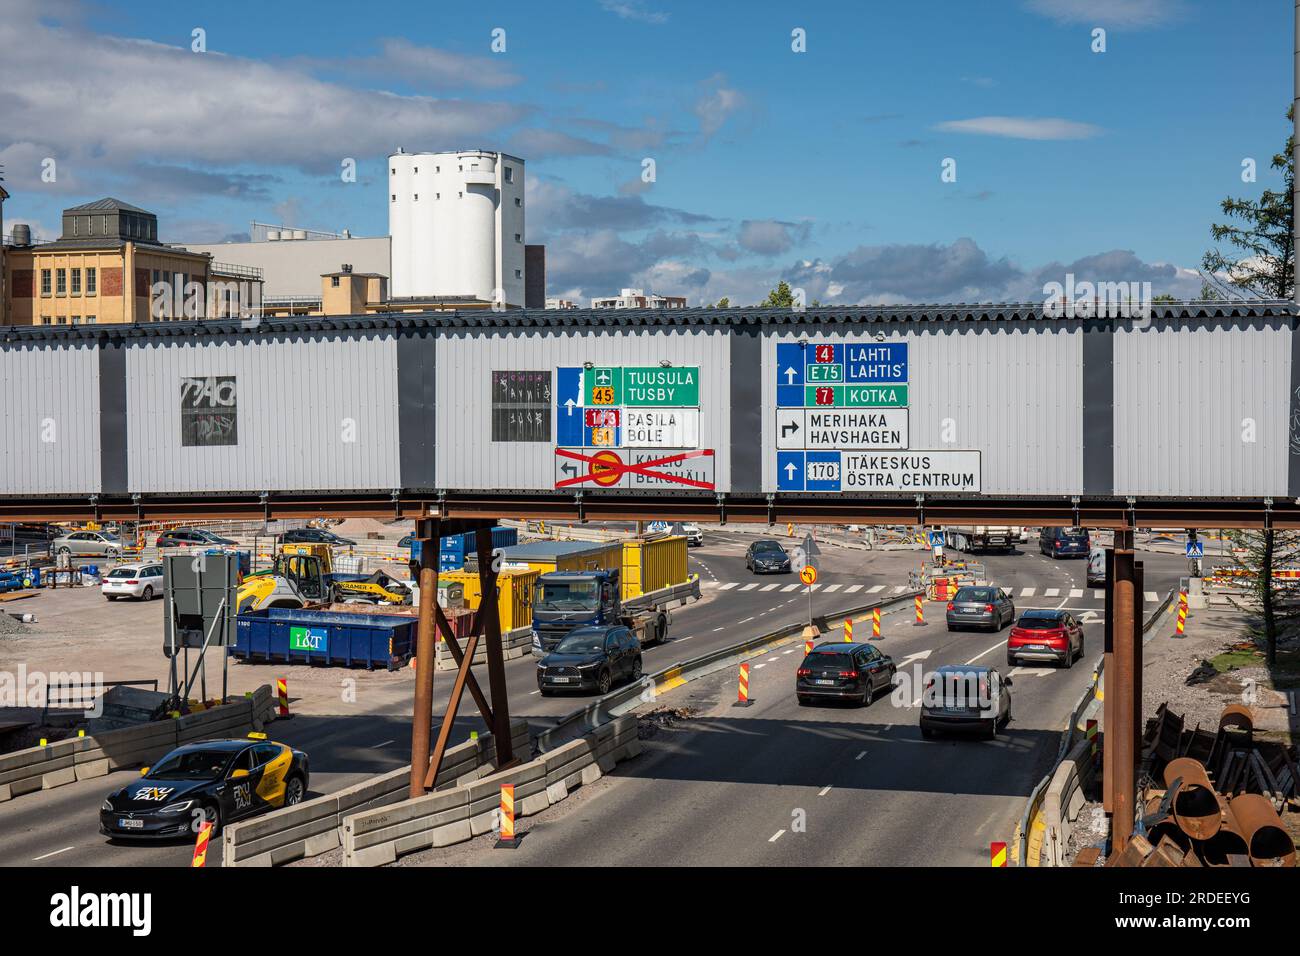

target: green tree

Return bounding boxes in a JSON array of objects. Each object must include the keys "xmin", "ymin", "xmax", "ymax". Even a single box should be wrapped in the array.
[
  {"xmin": 760, "ymin": 280, "xmax": 796, "ymax": 308},
  {"xmin": 1151, "ymin": 293, "xmax": 1176, "ymax": 303},
  {"xmin": 716, "ymin": 296, "xmax": 730, "ymax": 309},
  {"xmin": 1223, "ymin": 530, "xmax": 1300, "ymax": 667},
  {"xmin": 1201, "ymin": 108, "xmax": 1297, "ymax": 666},
  {"xmin": 1200, "ymin": 106, "xmax": 1293, "ymax": 299}
]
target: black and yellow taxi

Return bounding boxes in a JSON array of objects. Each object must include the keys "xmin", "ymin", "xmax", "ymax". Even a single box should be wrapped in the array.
[{"xmin": 99, "ymin": 734, "xmax": 309, "ymax": 840}]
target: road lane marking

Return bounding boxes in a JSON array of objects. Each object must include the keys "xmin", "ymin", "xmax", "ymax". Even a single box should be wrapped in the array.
[
  {"xmin": 1094, "ymin": 590, "xmax": 1104, "ymax": 599},
  {"xmin": 1145, "ymin": 591, "xmax": 1158, "ymax": 603},
  {"xmin": 739, "ymin": 617, "xmax": 754, "ymax": 624},
  {"xmin": 1044, "ymin": 588, "xmax": 1060, "ymax": 597},
  {"xmin": 868, "ymin": 584, "xmax": 885, "ymax": 593},
  {"xmin": 845, "ymin": 584, "xmax": 863, "ymax": 593},
  {"xmin": 818, "ymin": 786, "xmax": 832, "ymax": 796},
  {"xmin": 892, "ymin": 585, "xmax": 906, "ymax": 593},
  {"xmin": 782, "ymin": 583, "xmax": 801, "ymax": 592},
  {"xmin": 1069, "ymin": 589, "xmax": 1083, "ymax": 598},
  {"xmin": 712, "ymin": 626, "xmax": 725, "ymax": 632},
  {"xmin": 965, "ymin": 639, "xmax": 1006, "ymax": 665},
  {"xmin": 1019, "ymin": 587, "xmax": 1036, "ymax": 597},
  {"xmin": 718, "ymin": 582, "xmax": 738, "ymax": 591},
  {"xmin": 372, "ymin": 739, "xmax": 395, "ymax": 748},
  {"xmin": 783, "ymin": 648, "xmax": 796, "ymax": 654},
  {"xmin": 823, "ymin": 583, "xmax": 842, "ymax": 593},
  {"xmin": 33, "ymin": 847, "xmax": 75, "ymax": 861},
  {"xmin": 855, "ymin": 750, "xmax": 867, "ymax": 760},
  {"xmin": 740, "ymin": 583, "xmax": 759, "ymax": 592},
  {"xmin": 766, "ymin": 656, "xmax": 779, "ymax": 662},
  {"xmin": 769, "ymin": 830, "xmax": 786, "ymax": 843},
  {"xmin": 760, "ymin": 583, "xmax": 780, "ymax": 591}
]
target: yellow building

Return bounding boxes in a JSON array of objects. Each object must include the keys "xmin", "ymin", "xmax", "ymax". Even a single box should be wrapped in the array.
[
  {"xmin": 2, "ymin": 198, "xmax": 260, "ymax": 326},
  {"xmin": 261, "ymin": 269, "xmax": 499, "ymax": 318}
]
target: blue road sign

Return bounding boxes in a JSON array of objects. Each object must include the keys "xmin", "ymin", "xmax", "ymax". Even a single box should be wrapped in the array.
[
  {"xmin": 775, "ymin": 340, "xmax": 909, "ymax": 405},
  {"xmin": 556, "ymin": 367, "xmax": 584, "ymax": 446},
  {"xmin": 777, "ymin": 451, "xmax": 805, "ymax": 491},
  {"xmin": 928, "ymin": 531, "xmax": 945, "ymax": 546},
  {"xmin": 1186, "ymin": 540, "xmax": 1204, "ymax": 558},
  {"xmin": 805, "ymin": 451, "xmax": 842, "ymax": 492}
]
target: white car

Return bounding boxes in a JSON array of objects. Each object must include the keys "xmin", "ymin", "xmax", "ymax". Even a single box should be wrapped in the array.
[
  {"xmin": 680, "ymin": 523, "xmax": 704, "ymax": 547},
  {"xmin": 102, "ymin": 563, "xmax": 164, "ymax": 601}
]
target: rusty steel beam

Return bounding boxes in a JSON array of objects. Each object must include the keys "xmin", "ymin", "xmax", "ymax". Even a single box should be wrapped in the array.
[
  {"xmin": 423, "ymin": 632, "xmax": 482, "ymax": 791},
  {"xmin": 1109, "ymin": 532, "xmax": 1138, "ymax": 853},
  {"xmin": 409, "ymin": 517, "xmax": 441, "ymax": 799},
  {"xmin": 1103, "ymin": 546, "xmax": 1115, "ymax": 814},
  {"xmin": 0, "ymin": 491, "xmax": 1295, "ymax": 528},
  {"xmin": 474, "ymin": 525, "xmax": 516, "ymax": 769},
  {"xmin": 434, "ymin": 603, "xmax": 494, "ymax": 727}
]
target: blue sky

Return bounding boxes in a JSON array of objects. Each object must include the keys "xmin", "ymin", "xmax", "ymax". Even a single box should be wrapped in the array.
[{"xmin": 0, "ymin": 0, "xmax": 1291, "ymax": 304}]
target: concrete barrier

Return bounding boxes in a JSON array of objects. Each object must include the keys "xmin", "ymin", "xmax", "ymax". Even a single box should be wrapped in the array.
[
  {"xmin": 0, "ymin": 685, "xmax": 277, "ymax": 803},
  {"xmin": 342, "ymin": 715, "xmax": 639, "ymax": 866},
  {"xmin": 1040, "ymin": 738, "xmax": 1096, "ymax": 867},
  {"xmin": 436, "ymin": 626, "xmax": 533, "ymax": 671},
  {"xmin": 222, "ymin": 718, "xmax": 530, "ymax": 867}
]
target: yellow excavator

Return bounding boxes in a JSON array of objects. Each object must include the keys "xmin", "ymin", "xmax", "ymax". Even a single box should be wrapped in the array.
[
  {"xmin": 236, "ymin": 543, "xmax": 413, "ymax": 613},
  {"xmin": 236, "ymin": 544, "xmax": 333, "ymax": 613}
]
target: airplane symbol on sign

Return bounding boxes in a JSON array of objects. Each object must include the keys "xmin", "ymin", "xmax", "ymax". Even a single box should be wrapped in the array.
[{"xmin": 595, "ymin": 369, "xmax": 613, "ymax": 385}]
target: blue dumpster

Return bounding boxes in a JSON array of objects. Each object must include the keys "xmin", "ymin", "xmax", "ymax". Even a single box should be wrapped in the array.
[{"xmin": 233, "ymin": 607, "xmax": 416, "ymax": 670}]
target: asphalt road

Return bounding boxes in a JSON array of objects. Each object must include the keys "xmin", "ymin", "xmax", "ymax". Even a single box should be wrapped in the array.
[
  {"xmin": 0, "ymin": 533, "xmax": 1186, "ymax": 868},
  {"xmin": 410, "ymin": 543, "xmax": 1189, "ymax": 868}
]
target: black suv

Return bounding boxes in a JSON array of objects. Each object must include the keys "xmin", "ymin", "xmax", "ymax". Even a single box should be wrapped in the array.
[{"xmin": 536, "ymin": 625, "xmax": 643, "ymax": 696}]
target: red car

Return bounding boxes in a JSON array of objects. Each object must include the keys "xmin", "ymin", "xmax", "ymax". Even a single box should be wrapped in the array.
[{"xmin": 1007, "ymin": 610, "xmax": 1083, "ymax": 668}]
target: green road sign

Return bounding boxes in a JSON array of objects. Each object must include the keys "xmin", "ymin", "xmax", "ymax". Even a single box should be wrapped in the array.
[
  {"xmin": 584, "ymin": 366, "xmax": 699, "ymax": 407},
  {"xmin": 804, "ymin": 384, "xmax": 908, "ymax": 407}
]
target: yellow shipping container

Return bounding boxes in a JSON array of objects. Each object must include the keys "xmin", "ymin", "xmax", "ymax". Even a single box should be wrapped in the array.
[
  {"xmin": 439, "ymin": 568, "xmax": 539, "ymax": 631},
  {"xmin": 622, "ymin": 536, "xmax": 688, "ymax": 600}
]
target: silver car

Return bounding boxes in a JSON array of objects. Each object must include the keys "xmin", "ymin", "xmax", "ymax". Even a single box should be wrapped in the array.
[
  {"xmin": 920, "ymin": 664, "xmax": 1013, "ymax": 739},
  {"xmin": 945, "ymin": 585, "xmax": 1015, "ymax": 632},
  {"xmin": 52, "ymin": 530, "xmax": 124, "ymax": 557},
  {"xmin": 102, "ymin": 563, "xmax": 164, "ymax": 601}
]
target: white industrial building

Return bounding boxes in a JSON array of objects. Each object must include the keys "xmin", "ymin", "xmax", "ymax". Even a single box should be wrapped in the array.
[
  {"xmin": 185, "ymin": 227, "xmax": 391, "ymax": 307},
  {"xmin": 590, "ymin": 288, "xmax": 688, "ymax": 309},
  {"xmin": 388, "ymin": 149, "xmax": 526, "ymax": 306}
]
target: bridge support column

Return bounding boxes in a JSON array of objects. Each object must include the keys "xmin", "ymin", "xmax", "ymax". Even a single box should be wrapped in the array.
[
  {"xmin": 409, "ymin": 518, "xmax": 441, "ymax": 799},
  {"xmin": 1105, "ymin": 529, "xmax": 1140, "ymax": 855}
]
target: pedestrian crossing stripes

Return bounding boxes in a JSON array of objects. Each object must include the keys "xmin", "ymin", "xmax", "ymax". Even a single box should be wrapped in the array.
[
  {"xmin": 823, "ymin": 583, "xmax": 842, "ymax": 593},
  {"xmin": 1019, "ymin": 587, "xmax": 1035, "ymax": 597},
  {"xmin": 1145, "ymin": 591, "xmax": 1158, "ymax": 603},
  {"xmin": 1069, "ymin": 589, "xmax": 1083, "ymax": 598},
  {"xmin": 760, "ymin": 583, "xmax": 780, "ymax": 591},
  {"xmin": 1094, "ymin": 590, "xmax": 1103, "ymax": 599},
  {"xmin": 781, "ymin": 583, "xmax": 801, "ymax": 592},
  {"xmin": 868, "ymin": 584, "xmax": 885, "ymax": 593},
  {"xmin": 739, "ymin": 583, "xmax": 759, "ymax": 591},
  {"xmin": 845, "ymin": 584, "xmax": 863, "ymax": 593},
  {"xmin": 718, "ymin": 582, "xmax": 737, "ymax": 591},
  {"xmin": 1044, "ymin": 588, "xmax": 1060, "ymax": 597}
]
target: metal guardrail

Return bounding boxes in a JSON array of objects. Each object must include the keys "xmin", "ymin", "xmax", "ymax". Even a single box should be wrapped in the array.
[
  {"xmin": 1016, "ymin": 586, "xmax": 1174, "ymax": 866},
  {"xmin": 535, "ymin": 588, "xmax": 924, "ymax": 754},
  {"xmin": 40, "ymin": 678, "xmax": 160, "ymax": 722}
]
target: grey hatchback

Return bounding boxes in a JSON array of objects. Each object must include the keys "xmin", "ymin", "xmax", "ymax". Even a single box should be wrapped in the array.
[
  {"xmin": 945, "ymin": 586, "xmax": 1015, "ymax": 632},
  {"xmin": 919, "ymin": 664, "xmax": 1012, "ymax": 739}
]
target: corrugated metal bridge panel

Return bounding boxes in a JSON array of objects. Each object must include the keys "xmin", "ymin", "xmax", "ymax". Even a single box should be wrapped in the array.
[{"xmin": 0, "ymin": 342, "xmax": 102, "ymax": 494}]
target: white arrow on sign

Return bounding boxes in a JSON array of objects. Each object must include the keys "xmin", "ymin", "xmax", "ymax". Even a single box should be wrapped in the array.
[
  {"xmin": 784, "ymin": 461, "xmax": 798, "ymax": 480},
  {"xmin": 565, "ymin": 398, "xmax": 576, "ymax": 416},
  {"xmin": 784, "ymin": 366, "xmax": 798, "ymax": 384}
]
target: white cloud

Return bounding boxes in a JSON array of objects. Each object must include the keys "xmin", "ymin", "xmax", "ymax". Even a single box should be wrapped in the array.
[
  {"xmin": 366, "ymin": 38, "xmax": 522, "ymax": 89},
  {"xmin": 1025, "ymin": 0, "xmax": 1183, "ymax": 28},
  {"xmin": 693, "ymin": 74, "xmax": 745, "ymax": 139},
  {"xmin": 0, "ymin": 6, "xmax": 526, "ymax": 197},
  {"xmin": 934, "ymin": 116, "xmax": 1103, "ymax": 140},
  {"xmin": 598, "ymin": 0, "xmax": 670, "ymax": 24}
]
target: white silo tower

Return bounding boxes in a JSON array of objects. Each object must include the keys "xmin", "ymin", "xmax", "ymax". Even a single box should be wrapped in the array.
[{"xmin": 387, "ymin": 149, "xmax": 526, "ymax": 305}]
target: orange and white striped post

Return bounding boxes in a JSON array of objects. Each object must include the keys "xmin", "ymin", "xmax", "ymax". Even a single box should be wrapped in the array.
[
  {"xmin": 276, "ymin": 677, "xmax": 290, "ymax": 717},
  {"xmin": 191, "ymin": 820, "xmax": 213, "ymax": 867},
  {"xmin": 914, "ymin": 594, "xmax": 925, "ymax": 626},
  {"xmin": 990, "ymin": 841, "xmax": 1007, "ymax": 867},
  {"xmin": 787, "ymin": 522, "xmax": 794, "ymax": 537},
  {"xmin": 734, "ymin": 662, "xmax": 753, "ymax": 707},
  {"xmin": 871, "ymin": 606, "xmax": 881, "ymax": 639},
  {"xmin": 844, "ymin": 616, "xmax": 854, "ymax": 643},
  {"xmin": 1175, "ymin": 589, "xmax": 1188, "ymax": 637},
  {"xmin": 804, "ymin": 637, "xmax": 814, "ymax": 655},
  {"xmin": 495, "ymin": 783, "xmax": 521, "ymax": 848}
]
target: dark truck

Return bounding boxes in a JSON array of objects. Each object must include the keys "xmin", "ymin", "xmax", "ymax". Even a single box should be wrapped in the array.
[{"xmin": 530, "ymin": 569, "xmax": 670, "ymax": 656}]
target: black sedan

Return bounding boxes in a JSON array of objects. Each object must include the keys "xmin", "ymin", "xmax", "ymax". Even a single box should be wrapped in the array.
[
  {"xmin": 797, "ymin": 642, "xmax": 896, "ymax": 706},
  {"xmin": 537, "ymin": 625, "xmax": 643, "ymax": 696},
  {"xmin": 280, "ymin": 528, "xmax": 357, "ymax": 546},
  {"xmin": 100, "ymin": 736, "xmax": 309, "ymax": 840},
  {"xmin": 745, "ymin": 540, "xmax": 792, "ymax": 574}
]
